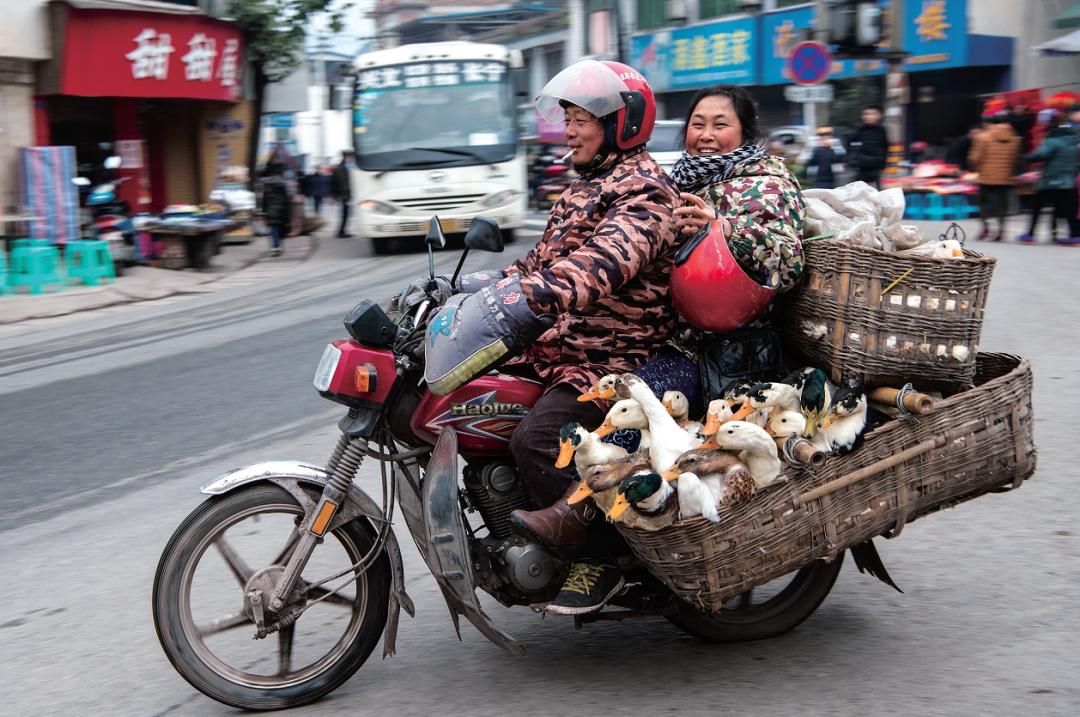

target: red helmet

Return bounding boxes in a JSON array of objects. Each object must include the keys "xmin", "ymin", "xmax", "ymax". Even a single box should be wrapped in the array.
[
  {"xmin": 535, "ymin": 59, "xmax": 656, "ymax": 150},
  {"xmin": 670, "ymin": 219, "xmax": 777, "ymax": 333}
]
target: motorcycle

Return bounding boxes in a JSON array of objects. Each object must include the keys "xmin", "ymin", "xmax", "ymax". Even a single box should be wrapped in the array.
[
  {"xmin": 152, "ymin": 216, "xmax": 843, "ymax": 710},
  {"xmin": 72, "ymin": 156, "xmax": 136, "ymax": 269}
]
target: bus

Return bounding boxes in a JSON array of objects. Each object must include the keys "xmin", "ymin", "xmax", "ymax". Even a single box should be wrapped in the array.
[{"xmin": 351, "ymin": 41, "xmax": 527, "ymax": 252}]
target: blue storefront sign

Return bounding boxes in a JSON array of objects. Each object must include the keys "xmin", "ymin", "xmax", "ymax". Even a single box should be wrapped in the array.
[
  {"xmin": 631, "ymin": 16, "xmax": 757, "ymax": 92},
  {"xmin": 902, "ymin": 0, "xmax": 967, "ymax": 71},
  {"xmin": 761, "ymin": 5, "xmax": 888, "ymax": 86}
]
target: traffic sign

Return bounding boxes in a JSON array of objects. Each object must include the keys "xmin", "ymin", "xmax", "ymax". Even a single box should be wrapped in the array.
[
  {"xmin": 784, "ymin": 84, "xmax": 835, "ymax": 103},
  {"xmin": 788, "ymin": 41, "xmax": 832, "ymax": 86}
]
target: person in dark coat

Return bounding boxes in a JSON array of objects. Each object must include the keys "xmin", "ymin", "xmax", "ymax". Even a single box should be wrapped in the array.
[
  {"xmin": 800, "ymin": 127, "xmax": 846, "ymax": 189},
  {"xmin": 331, "ymin": 150, "xmax": 354, "ymax": 238},
  {"xmin": 1018, "ymin": 115, "xmax": 1079, "ymax": 244},
  {"xmin": 260, "ymin": 163, "xmax": 292, "ymax": 257},
  {"xmin": 306, "ymin": 165, "xmax": 332, "ymax": 215},
  {"xmin": 848, "ymin": 106, "xmax": 889, "ymax": 188}
]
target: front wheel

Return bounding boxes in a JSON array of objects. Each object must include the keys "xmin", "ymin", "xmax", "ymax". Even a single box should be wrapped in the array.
[
  {"xmin": 153, "ymin": 484, "xmax": 390, "ymax": 710},
  {"xmin": 667, "ymin": 555, "xmax": 843, "ymax": 643}
]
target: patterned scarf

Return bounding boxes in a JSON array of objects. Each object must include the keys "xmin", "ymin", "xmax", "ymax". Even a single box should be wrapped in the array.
[{"xmin": 668, "ymin": 141, "xmax": 769, "ymax": 194}]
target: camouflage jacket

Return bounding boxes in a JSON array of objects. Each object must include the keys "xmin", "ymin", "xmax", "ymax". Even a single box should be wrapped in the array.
[
  {"xmin": 504, "ymin": 148, "xmax": 680, "ymax": 393},
  {"xmin": 695, "ymin": 155, "xmax": 805, "ymax": 292}
]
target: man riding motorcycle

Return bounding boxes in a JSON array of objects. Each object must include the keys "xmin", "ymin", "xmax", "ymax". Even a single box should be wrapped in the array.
[{"xmin": 425, "ymin": 59, "xmax": 684, "ymax": 615}]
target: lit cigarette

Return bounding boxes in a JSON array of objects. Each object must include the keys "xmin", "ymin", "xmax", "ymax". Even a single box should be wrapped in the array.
[{"xmin": 561, "ymin": 150, "xmax": 573, "ymax": 162}]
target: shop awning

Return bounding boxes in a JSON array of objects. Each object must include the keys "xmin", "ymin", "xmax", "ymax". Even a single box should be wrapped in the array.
[
  {"xmin": 1031, "ymin": 27, "xmax": 1080, "ymax": 56},
  {"xmin": 1053, "ymin": 2, "xmax": 1080, "ymax": 29}
]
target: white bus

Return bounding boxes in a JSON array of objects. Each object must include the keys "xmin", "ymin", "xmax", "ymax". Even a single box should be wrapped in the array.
[{"xmin": 351, "ymin": 41, "xmax": 527, "ymax": 252}]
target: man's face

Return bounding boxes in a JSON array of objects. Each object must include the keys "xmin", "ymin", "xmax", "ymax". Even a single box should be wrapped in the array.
[
  {"xmin": 862, "ymin": 108, "xmax": 882, "ymax": 125},
  {"xmin": 563, "ymin": 105, "xmax": 605, "ymax": 165}
]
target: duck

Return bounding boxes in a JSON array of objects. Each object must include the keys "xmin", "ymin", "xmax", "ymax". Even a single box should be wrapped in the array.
[
  {"xmin": 577, "ymin": 374, "xmax": 620, "ymax": 402},
  {"xmin": 700, "ymin": 420, "xmax": 782, "ymax": 488},
  {"xmin": 813, "ymin": 386, "xmax": 885, "ymax": 455},
  {"xmin": 617, "ymin": 373, "xmax": 702, "ymax": 473},
  {"xmin": 766, "ymin": 409, "xmax": 807, "ymax": 441},
  {"xmin": 662, "ymin": 447, "xmax": 756, "ymax": 508},
  {"xmin": 786, "ymin": 368, "xmax": 838, "ymax": 439},
  {"xmin": 606, "ymin": 471, "xmax": 677, "ymax": 531},
  {"xmin": 661, "ymin": 390, "xmax": 705, "ymax": 440},
  {"xmin": 554, "ymin": 422, "xmax": 629, "ymax": 475},
  {"xmin": 731, "ymin": 381, "xmax": 803, "ymax": 422},
  {"xmin": 719, "ymin": 381, "xmax": 770, "ymax": 428},
  {"xmin": 592, "ymin": 398, "xmax": 652, "ymax": 456},
  {"xmin": 566, "ymin": 456, "xmax": 652, "ymax": 510},
  {"xmin": 700, "ymin": 397, "xmax": 737, "ymax": 437}
]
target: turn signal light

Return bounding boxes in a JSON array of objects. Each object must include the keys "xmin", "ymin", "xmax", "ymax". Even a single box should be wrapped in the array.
[
  {"xmin": 355, "ymin": 363, "xmax": 377, "ymax": 393},
  {"xmin": 310, "ymin": 500, "xmax": 338, "ymax": 536}
]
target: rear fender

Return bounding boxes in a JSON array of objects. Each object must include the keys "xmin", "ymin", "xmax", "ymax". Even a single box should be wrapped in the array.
[{"xmin": 201, "ymin": 461, "xmax": 414, "ymax": 657}]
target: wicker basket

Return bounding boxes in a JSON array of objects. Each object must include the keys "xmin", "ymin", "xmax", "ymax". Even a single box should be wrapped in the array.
[
  {"xmin": 616, "ymin": 353, "xmax": 1035, "ymax": 613},
  {"xmin": 779, "ymin": 239, "xmax": 997, "ymax": 392}
]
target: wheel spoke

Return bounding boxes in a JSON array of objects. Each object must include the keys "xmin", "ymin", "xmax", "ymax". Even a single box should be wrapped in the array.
[
  {"xmin": 214, "ymin": 535, "xmax": 254, "ymax": 586},
  {"xmin": 197, "ymin": 611, "xmax": 250, "ymax": 637},
  {"xmin": 277, "ymin": 623, "xmax": 295, "ymax": 676},
  {"xmin": 305, "ymin": 584, "xmax": 356, "ymax": 608}
]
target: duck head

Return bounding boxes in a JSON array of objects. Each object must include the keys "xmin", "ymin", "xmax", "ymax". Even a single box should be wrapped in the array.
[
  {"xmin": 577, "ymin": 374, "xmax": 619, "ymax": 402},
  {"xmin": 767, "ymin": 409, "xmax": 806, "ymax": 438},
  {"xmin": 661, "ymin": 390, "xmax": 690, "ymax": 421},
  {"xmin": 701, "ymin": 398, "xmax": 736, "ymax": 436},
  {"xmin": 594, "ymin": 398, "xmax": 646, "ymax": 437},
  {"xmin": 555, "ymin": 422, "xmax": 586, "ymax": 468},
  {"xmin": 607, "ymin": 471, "xmax": 664, "ymax": 520},
  {"xmin": 799, "ymin": 369, "xmax": 832, "ymax": 439},
  {"xmin": 701, "ymin": 420, "xmax": 773, "ymax": 453},
  {"xmin": 819, "ymin": 386, "xmax": 867, "ymax": 429}
]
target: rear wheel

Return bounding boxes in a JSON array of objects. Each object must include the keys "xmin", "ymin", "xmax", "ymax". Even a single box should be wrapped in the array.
[
  {"xmin": 153, "ymin": 484, "xmax": 390, "ymax": 710},
  {"xmin": 666, "ymin": 555, "xmax": 843, "ymax": 642}
]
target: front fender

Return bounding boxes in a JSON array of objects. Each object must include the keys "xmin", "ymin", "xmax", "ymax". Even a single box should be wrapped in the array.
[{"xmin": 201, "ymin": 461, "xmax": 414, "ymax": 657}]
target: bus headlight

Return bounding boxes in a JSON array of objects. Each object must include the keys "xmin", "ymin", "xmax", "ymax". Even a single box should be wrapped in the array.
[
  {"xmin": 480, "ymin": 190, "xmax": 518, "ymax": 208},
  {"xmin": 360, "ymin": 199, "xmax": 398, "ymax": 215}
]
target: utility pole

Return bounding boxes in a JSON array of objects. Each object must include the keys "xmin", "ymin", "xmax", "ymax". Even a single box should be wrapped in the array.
[
  {"xmin": 883, "ymin": 0, "xmax": 908, "ymax": 147},
  {"xmin": 566, "ymin": 0, "xmax": 584, "ymax": 64}
]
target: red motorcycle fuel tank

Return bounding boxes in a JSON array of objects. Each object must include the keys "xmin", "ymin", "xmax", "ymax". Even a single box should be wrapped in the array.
[{"xmin": 412, "ymin": 372, "xmax": 545, "ymax": 456}]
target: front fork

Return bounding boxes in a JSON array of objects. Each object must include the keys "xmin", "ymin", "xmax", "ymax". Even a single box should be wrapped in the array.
[{"xmin": 267, "ymin": 433, "xmax": 367, "ymax": 613}]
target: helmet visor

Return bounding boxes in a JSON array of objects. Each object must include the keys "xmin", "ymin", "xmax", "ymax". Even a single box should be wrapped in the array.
[{"xmin": 535, "ymin": 59, "xmax": 627, "ymax": 123}]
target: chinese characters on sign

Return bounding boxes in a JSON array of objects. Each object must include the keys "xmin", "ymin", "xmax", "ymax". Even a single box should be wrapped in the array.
[
  {"xmin": 670, "ymin": 30, "xmax": 751, "ymax": 72},
  {"xmin": 127, "ymin": 26, "xmax": 237, "ymax": 88},
  {"xmin": 358, "ymin": 61, "xmax": 506, "ymax": 91},
  {"xmin": 915, "ymin": 0, "xmax": 951, "ymax": 42},
  {"xmin": 631, "ymin": 17, "xmax": 756, "ymax": 91}
]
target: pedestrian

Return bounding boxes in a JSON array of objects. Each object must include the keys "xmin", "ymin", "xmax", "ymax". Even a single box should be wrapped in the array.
[
  {"xmin": 307, "ymin": 165, "xmax": 332, "ymax": 215},
  {"xmin": 426, "ymin": 59, "xmax": 683, "ymax": 616},
  {"xmin": 332, "ymin": 150, "xmax": 355, "ymax": 238},
  {"xmin": 848, "ymin": 105, "xmax": 889, "ymax": 188},
  {"xmin": 799, "ymin": 126, "xmax": 846, "ymax": 189},
  {"xmin": 946, "ymin": 123, "xmax": 981, "ymax": 171},
  {"xmin": 968, "ymin": 112, "xmax": 1021, "ymax": 242},
  {"xmin": 1018, "ymin": 113, "xmax": 1079, "ymax": 245},
  {"xmin": 260, "ymin": 163, "xmax": 292, "ymax": 257}
]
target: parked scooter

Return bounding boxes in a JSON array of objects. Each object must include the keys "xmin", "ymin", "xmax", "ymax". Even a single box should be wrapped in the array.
[{"xmin": 72, "ymin": 156, "xmax": 136, "ymax": 270}]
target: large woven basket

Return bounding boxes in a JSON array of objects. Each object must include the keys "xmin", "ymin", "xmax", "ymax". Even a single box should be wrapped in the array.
[
  {"xmin": 616, "ymin": 353, "xmax": 1035, "ymax": 613},
  {"xmin": 779, "ymin": 239, "xmax": 997, "ymax": 392}
]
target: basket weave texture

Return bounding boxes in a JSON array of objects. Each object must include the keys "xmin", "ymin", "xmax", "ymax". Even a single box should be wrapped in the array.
[
  {"xmin": 780, "ymin": 239, "xmax": 997, "ymax": 392},
  {"xmin": 615, "ymin": 353, "xmax": 1035, "ymax": 613}
]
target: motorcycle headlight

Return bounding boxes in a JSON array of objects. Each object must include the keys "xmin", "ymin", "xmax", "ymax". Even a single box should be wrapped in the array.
[
  {"xmin": 313, "ymin": 343, "xmax": 342, "ymax": 392},
  {"xmin": 480, "ymin": 190, "xmax": 519, "ymax": 208},
  {"xmin": 360, "ymin": 199, "xmax": 398, "ymax": 215}
]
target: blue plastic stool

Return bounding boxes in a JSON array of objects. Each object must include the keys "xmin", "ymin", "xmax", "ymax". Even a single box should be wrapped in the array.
[
  {"xmin": 0, "ymin": 250, "xmax": 11, "ymax": 296},
  {"xmin": 904, "ymin": 192, "xmax": 927, "ymax": 220},
  {"xmin": 64, "ymin": 240, "xmax": 116, "ymax": 286},
  {"xmin": 9, "ymin": 245, "xmax": 66, "ymax": 294},
  {"xmin": 10, "ymin": 238, "xmax": 51, "ymax": 252},
  {"xmin": 924, "ymin": 193, "xmax": 952, "ymax": 220},
  {"xmin": 947, "ymin": 193, "xmax": 978, "ymax": 219}
]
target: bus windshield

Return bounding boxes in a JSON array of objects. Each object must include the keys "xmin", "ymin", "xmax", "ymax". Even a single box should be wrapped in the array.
[{"xmin": 353, "ymin": 60, "xmax": 517, "ymax": 172}]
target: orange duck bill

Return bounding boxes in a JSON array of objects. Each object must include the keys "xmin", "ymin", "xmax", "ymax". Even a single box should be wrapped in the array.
[
  {"xmin": 566, "ymin": 481, "xmax": 593, "ymax": 504},
  {"xmin": 606, "ymin": 493, "xmax": 631, "ymax": 521},
  {"xmin": 728, "ymin": 402, "xmax": 756, "ymax": 422},
  {"xmin": 660, "ymin": 467, "xmax": 682, "ymax": 481},
  {"xmin": 554, "ymin": 439, "xmax": 575, "ymax": 469},
  {"xmin": 577, "ymin": 387, "xmax": 615, "ymax": 402},
  {"xmin": 698, "ymin": 435, "xmax": 721, "ymax": 450},
  {"xmin": 592, "ymin": 418, "xmax": 618, "ymax": 438}
]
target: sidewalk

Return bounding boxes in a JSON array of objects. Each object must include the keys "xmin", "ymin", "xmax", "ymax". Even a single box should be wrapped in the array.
[{"xmin": 0, "ymin": 229, "xmax": 319, "ymax": 326}]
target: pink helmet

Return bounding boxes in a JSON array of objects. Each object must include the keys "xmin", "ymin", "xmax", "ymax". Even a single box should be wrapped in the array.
[
  {"xmin": 535, "ymin": 59, "xmax": 656, "ymax": 150},
  {"xmin": 670, "ymin": 219, "xmax": 777, "ymax": 333}
]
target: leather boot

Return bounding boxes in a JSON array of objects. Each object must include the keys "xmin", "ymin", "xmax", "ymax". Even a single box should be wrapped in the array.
[{"xmin": 510, "ymin": 483, "xmax": 596, "ymax": 547}]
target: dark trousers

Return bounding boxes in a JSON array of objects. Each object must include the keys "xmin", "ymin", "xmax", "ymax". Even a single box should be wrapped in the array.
[
  {"xmin": 856, "ymin": 169, "xmax": 881, "ymax": 189},
  {"xmin": 1028, "ymin": 188, "xmax": 1080, "ymax": 239},
  {"xmin": 311, "ymin": 196, "xmax": 323, "ymax": 214},
  {"xmin": 979, "ymin": 185, "xmax": 1011, "ymax": 233},
  {"xmin": 509, "ymin": 384, "xmax": 604, "ymax": 509},
  {"xmin": 337, "ymin": 200, "xmax": 351, "ymax": 237}
]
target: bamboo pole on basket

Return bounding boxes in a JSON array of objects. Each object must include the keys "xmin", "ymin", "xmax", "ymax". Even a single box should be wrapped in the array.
[
  {"xmin": 776, "ymin": 435, "xmax": 828, "ymax": 467},
  {"xmin": 870, "ymin": 386, "xmax": 937, "ymax": 414}
]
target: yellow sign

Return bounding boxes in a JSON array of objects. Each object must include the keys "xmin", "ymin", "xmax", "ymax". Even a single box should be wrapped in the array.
[
  {"xmin": 773, "ymin": 19, "xmax": 796, "ymax": 59},
  {"xmin": 915, "ymin": 0, "xmax": 951, "ymax": 42}
]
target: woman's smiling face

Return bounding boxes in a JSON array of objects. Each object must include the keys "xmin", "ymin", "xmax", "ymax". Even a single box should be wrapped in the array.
[{"xmin": 685, "ymin": 95, "xmax": 744, "ymax": 156}]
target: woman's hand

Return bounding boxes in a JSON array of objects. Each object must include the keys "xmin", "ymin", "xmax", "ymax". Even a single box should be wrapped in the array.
[{"xmin": 674, "ymin": 192, "xmax": 729, "ymax": 237}]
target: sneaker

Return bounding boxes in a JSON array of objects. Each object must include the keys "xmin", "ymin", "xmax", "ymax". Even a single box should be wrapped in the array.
[
  {"xmin": 544, "ymin": 561, "xmax": 625, "ymax": 616},
  {"xmin": 1053, "ymin": 237, "xmax": 1080, "ymax": 246},
  {"xmin": 270, "ymin": 248, "xmax": 282, "ymax": 257},
  {"xmin": 975, "ymin": 226, "xmax": 989, "ymax": 241},
  {"xmin": 1016, "ymin": 234, "xmax": 1035, "ymax": 243}
]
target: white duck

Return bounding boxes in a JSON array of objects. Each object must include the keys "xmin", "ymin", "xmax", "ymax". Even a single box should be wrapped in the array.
[
  {"xmin": 619, "ymin": 374, "xmax": 702, "ymax": 473},
  {"xmin": 701, "ymin": 420, "xmax": 782, "ymax": 487},
  {"xmin": 661, "ymin": 390, "xmax": 705, "ymax": 440},
  {"xmin": 577, "ymin": 374, "xmax": 620, "ymax": 402},
  {"xmin": 592, "ymin": 398, "xmax": 652, "ymax": 456},
  {"xmin": 554, "ymin": 422, "xmax": 628, "ymax": 475},
  {"xmin": 732, "ymin": 382, "xmax": 803, "ymax": 422},
  {"xmin": 673, "ymin": 472, "xmax": 720, "ymax": 522},
  {"xmin": 766, "ymin": 409, "xmax": 807, "ymax": 440},
  {"xmin": 701, "ymin": 397, "xmax": 736, "ymax": 437}
]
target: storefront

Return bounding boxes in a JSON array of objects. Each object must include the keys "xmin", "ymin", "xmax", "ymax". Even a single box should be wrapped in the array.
[{"xmin": 36, "ymin": 1, "xmax": 249, "ymax": 212}]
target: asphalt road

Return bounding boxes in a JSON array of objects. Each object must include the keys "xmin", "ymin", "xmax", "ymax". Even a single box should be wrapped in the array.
[{"xmin": 1, "ymin": 217, "xmax": 1078, "ymax": 717}]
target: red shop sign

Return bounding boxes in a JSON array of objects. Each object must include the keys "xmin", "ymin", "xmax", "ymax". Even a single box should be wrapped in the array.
[{"xmin": 60, "ymin": 9, "xmax": 244, "ymax": 102}]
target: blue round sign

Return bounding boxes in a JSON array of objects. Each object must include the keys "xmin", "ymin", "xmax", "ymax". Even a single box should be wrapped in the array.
[{"xmin": 788, "ymin": 41, "xmax": 832, "ymax": 86}]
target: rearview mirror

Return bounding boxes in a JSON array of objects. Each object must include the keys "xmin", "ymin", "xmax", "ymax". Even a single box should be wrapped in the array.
[
  {"xmin": 425, "ymin": 216, "xmax": 447, "ymax": 249},
  {"xmin": 463, "ymin": 216, "xmax": 504, "ymax": 253}
]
